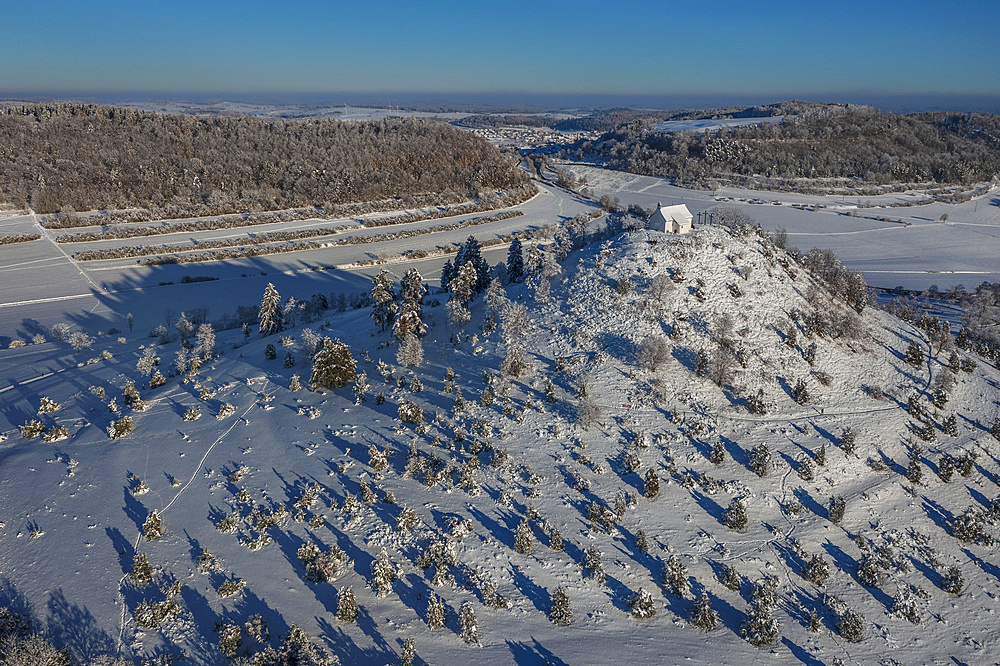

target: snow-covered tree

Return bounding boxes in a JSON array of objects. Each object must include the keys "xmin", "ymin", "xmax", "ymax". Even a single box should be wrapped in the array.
[
  {"xmin": 629, "ymin": 588, "xmax": 656, "ymax": 619},
  {"xmin": 514, "ymin": 519, "xmax": 532, "ymax": 555},
  {"xmin": 506, "ymin": 238, "xmax": 525, "ymax": 283},
  {"xmin": 723, "ymin": 498, "xmax": 748, "ymax": 531},
  {"xmin": 459, "ymin": 601, "xmax": 479, "ymax": 645},
  {"xmin": 426, "ymin": 594, "xmax": 446, "ymax": 629},
  {"xmin": 644, "ymin": 468, "xmax": 660, "ymax": 499},
  {"xmin": 371, "ymin": 548, "xmax": 397, "ymax": 597},
  {"xmin": 663, "ymin": 554, "xmax": 689, "ymax": 598},
  {"xmin": 259, "ymin": 283, "xmax": 283, "ymax": 335},
  {"xmin": 336, "ymin": 586, "xmax": 359, "ymax": 622},
  {"xmin": 396, "ymin": 334, "xmax": 424, "ymax": 367},
  {"xmin": 741, "ymin": 579, "xmax": 779, "ymax": 648},
  {"xmin": 583, "ymin": 545, "xmax": 605, "ymax": 585},
  {"xmin": 690, "ymin": 591, "xmax": 719, "ymax": 630},
  {"xmin": 309, "ymin": 337, "xmax": 356, "ymax": 391},
  {"xmin": 194, "ymin": 323, "xmax": 215, "ymax": 360},
  {"xmin": 370, "ymin": 270, "xmax": 398, "ymax": 333},
  {"xmin": 549, "ymin": 586, "xmax": 573, "ymax": 626}
]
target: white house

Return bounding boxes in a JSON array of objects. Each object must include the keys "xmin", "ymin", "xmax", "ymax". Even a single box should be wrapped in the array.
[{"xmin": 648, "ymin": 203, "xmax": 693, "ymax": 234}]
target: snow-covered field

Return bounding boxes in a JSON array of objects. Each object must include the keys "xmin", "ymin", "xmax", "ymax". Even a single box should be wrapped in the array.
[
  {"xmin": 651, "ymin": 116, "xmax": 785, "ymax": 133},
  {"xmin": 1, "ymin": 222, "xmax": 998, "ymax": 664},
  {"xmin": 561, "ymin": 164, "xmax": 1000, "ymax": 291}
]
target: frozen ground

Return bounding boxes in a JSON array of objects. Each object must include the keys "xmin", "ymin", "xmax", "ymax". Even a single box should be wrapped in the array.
[
  {"xmin": 0, "ymin": 223, "xmax": 998, "ymax": 664},
  {"xmin": 0, "ymin": 181, "xmax": 594, "ymax": 343},
  {"xmin": 561, "ymin": 164, "xmax": 1000, "ymax": 291}
]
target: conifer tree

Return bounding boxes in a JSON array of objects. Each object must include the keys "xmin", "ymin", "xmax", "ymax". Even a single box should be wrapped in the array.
[
  {"xmin": 507, "ymin": 238, "xmax": 525, "ymax": 283},
  {"xmin": 310, "ymin": 337, "xmax": 356, "ymax": 390},
  {"xmin": 629, "ymin": 588, "xmax": 656, "ymax": 619},
  {"xmin": 514, "ymin": 519, "xmax": 532, "ymax": 555},
  {"xmin": 371, "ymin": 548, "xmax": 396, "ymax": 597},
  {"xmin": 459, "ymin": 601, "xmax": 479, "ymax": 645},
  {"xmin": 370, "ymin": 270, "xmax": 398, "ymax": 333},
  {"xmin": 337, "ymin": 586, "xmax": 359, "ymax": 622},
  {"xmin": 741, "ymin": 580, "xmax": 779, "ymax": 648},
  {"xmin": 723, "ymin": 498, "xmax": 748, "ymax": 531},
  {"xmin": 644, "ymin": 468, "xmax": 660, "ymax": 499},
  {"xmin": 426, "ymin": 594, "xmax": 446, "ymax": 628},
  {"xmin": 664, "ymin": 554, "xmax": 689, "ymax": 598},
  {"xmin": 691, "ymin": 591, "xmax": 719, "ymax": 630},
  {"xmin": 549, "ymin": 586, "xmax": 573, "ymax": 626},
  {"xmin": 583, "ymin": 545, "xmax": 606, "ymax": 585},
  {"xmin": 906, "ymin": 340, "xmax": 924, "ymax": 367},
  {"xmin": 259, "ymin": 283, "xmax": 283, "ymax": 336}
]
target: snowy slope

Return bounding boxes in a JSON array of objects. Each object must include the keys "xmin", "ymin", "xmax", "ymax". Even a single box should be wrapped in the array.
[{"xmin": 1, "ymin": 225, "xmax": 999, "ymax": 664}]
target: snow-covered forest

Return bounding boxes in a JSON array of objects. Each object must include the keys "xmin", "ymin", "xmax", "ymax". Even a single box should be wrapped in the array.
[{"xmin": 0, "ymin": 104, "xmax": 531, "ymax": 218}]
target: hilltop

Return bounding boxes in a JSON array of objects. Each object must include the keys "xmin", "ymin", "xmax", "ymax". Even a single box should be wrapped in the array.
[{"xmin": 1, "ymin": 223, "xmax": 999, "ymax": 664}]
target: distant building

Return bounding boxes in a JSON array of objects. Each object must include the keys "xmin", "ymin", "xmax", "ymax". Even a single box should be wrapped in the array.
[{"xmin": 648, "ymin": 203, "xmax": 693, "ymax": 234}]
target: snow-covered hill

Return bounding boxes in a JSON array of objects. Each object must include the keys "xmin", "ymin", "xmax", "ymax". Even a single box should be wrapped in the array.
[{"xmin": 1, "ymin": 224, "xmax": 999, "ymax": 665}]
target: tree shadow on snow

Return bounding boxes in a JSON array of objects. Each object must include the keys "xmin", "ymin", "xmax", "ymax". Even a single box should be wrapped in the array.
[{"xmin": 507, "ymin": 637, "xmax": 570, "ymax": 665}]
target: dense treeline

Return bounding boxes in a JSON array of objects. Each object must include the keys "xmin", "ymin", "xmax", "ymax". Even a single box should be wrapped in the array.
[
  {"xmin": 574, "ymin": 105, "xmax": 1000, "ymax": 190},
  {"xmin": 0, "ymin": 103, "xmax": 531, "ymax": 215},
  {"xmin": 0, "ymin": 233, "xmax": 41, "ymax": 245}
]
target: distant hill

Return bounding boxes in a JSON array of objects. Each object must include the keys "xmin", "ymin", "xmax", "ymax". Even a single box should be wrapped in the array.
[
  {"xmin": 0, "ymin": 103, "xmax": 532, "ymax": 217},
  {"xmin": 565, "ymin": 104, "xmax": 1000, "ymax": 191}
]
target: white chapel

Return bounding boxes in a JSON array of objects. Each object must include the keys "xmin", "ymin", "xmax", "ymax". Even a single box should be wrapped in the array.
[{"xmin": 647, "ymin": 203, "xmax": 693, "ymax": 234}]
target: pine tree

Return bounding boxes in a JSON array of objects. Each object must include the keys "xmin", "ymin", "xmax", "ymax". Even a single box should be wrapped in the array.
[
  {"xmin": 450, "ymin": 261, "xmax": 478, "ymax": 308},
  {"xmin": 906, "ymin": 340, "xmax": 924, "ymax": 367},
  {"xmin": 507, "ymin": 238, "xmax": 525, "ymax": 283},
  {"xmin": 440, "ymin": 259, "xmax": 455, "ymax": 291},
  {"xmin": 370, "ymin": 270, "xmax": 398, "ymax": 333},
  {"xmin": 396, "ymin": 334, "xmax": 424, "ymax": 367},
  {"xmin": 644, "ymin": 468, "xmax": 660, "ymax": 499},
  {"xmin": 802, "ymin": 554, "xmax": 830, "ymax": 585},
  {"xmin": 394, "ymin": 304, "xmax": 426, "ymax": 340},
  {"xmin": 815, "ymin": 442, "xmax": 826, "ymax": 466},
  {"xmin": 265, "ymin": 343, "xmax": 277, "ymax": 360},
  {"xmin": 835, "ymin": 606, "xmax": 865, "ymax": 643},
  {"xmin": 549, "ymin": 586, "xmax": 573, "ymax": 626},
  {"xmin": 371, "ymin": 548, "xmax": 396, "ymax": 597},
  {"xmin": 749, "ymin": 443, "xmax": 771, "ymax": 477},
  {"xmin": 401, "ymin": 637, "xmax": 417, "ymax": 666},
  {"xmin": 336, "ymin": 586, "xmax": 359, "ymax": 622},
  {"xmin": 143, "ymin": 510, "xmax": 163, "ymax": 541},
  {"xmin": 741, "ymin": 581, "xmax": 779, "ymax": 648},
  {"xmin": 514, "ymin": 519, "xmax": 532, "ymax": 555},
  {"xmin": 400, "ymin": 268, "xmax": 425, "ymax": 313},
  {"xmin": 840, "ymin": 427, "xmax": 857, "ymax": 455},
  {"xmin": 828, "ymin": 496, "xmax": 846, "ymax": 524},
  {"xmin": 691, "ymin": 591, "xmax": 719, "ymax": 630},
  {"xmin": 784, "ymin": 326, "xmax": 797, "ymax": 348},
  {"xmin": 664, "ymin": 554, "xmax": 689, "ymax": 598},
  {"xmin": 723, "ymin": 498, "xmax": 748, "ymax": 531},
  {"xmin": 259, "ymin": 283, "xmax": 283, "ymax": 336},
  {"xmin": 459, "ymin": 601, "xmax": 479, "ymax": 645},
  {"xmin": 426, "ymin": 594, "xmax": 446, "ymax": 628},
  {"xmin": 309, "ymin": 337, "xmax": 356, "ymax": 390},
  {"xmin": 710, "ymin": 440, "xmax": 727, "ymax": 464},
  {"xmin": 721, "ymin": 563, "xmax": 741, "ymax": 591},
  {"xmin": 583, "ymin": 545, "xmax": 606, "ymax": 585},
  {"xmin": 629, "ymin": 588, "xmax": 657, "ymax": 619},
  {"xmin": 942, "ymin": 566, "xmax": 964, "ymax": 594}
]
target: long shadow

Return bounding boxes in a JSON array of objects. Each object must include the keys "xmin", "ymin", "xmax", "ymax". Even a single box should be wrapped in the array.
[
  {"xmin": 921, "ymin": 496, "xmax": 954, "ymax": 533},
  {"xmin": 122, "ymin": 487, "xmax": 148, "ymax": 532},
  {"xmin": 964, "ymin": 547, "xmax": 1000, "ymax": 582},
  {"xmin": 512, "ymin": 566, "xmax": 549, "ymax": 614},
  {"xmin": 45, "ymin": 589, "xmax": 117, "ymax": 663},
  {"xmin": 781, "ymin": 636, "xmax": 825, "ymax": 666},
  {"xmin": 720, "ymin": 434, "xmax": 747, "ymax": 467},
  {"xmin": 793, "ymin": 488, "xmax": 826, "ymax": 519},
  {"xmin": 175, "ymin": 585, "xmax": 225, "ymax": 665},
  {"xmin": 969, "ymin": 487, "xmax": 992, "ymax": 512},
  {"xmin": 467, "ymin": 505, "xmax": 518, "ymax": 550},
  {"xmin": 691, "ymin": 490, "xmax": 724, "ymax": 523},
  {"xmin": 106, "ymin": 526, "xmax": 136, "ymax": 575},
  {"xmin": 316, "ymin": 617, "xmax": 389, "ymax": 664},
  {"xmin": 508, "ymin": 638, "xmax": 570, "ymax": 666}
]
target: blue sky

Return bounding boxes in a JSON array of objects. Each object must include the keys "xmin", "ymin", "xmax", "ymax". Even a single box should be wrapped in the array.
[{"xmin": 4, "ymin": 0, "xmax": 998, "ymax": 99}]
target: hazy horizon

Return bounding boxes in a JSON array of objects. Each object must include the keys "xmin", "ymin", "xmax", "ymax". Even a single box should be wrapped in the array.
[
  {"xmin": 4, "ymin": 0, "xmax": 997, "ymax": 109},
  {"xmin": 5, "ymin": 90, "xmax": 1000, "ymax": 115}
]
